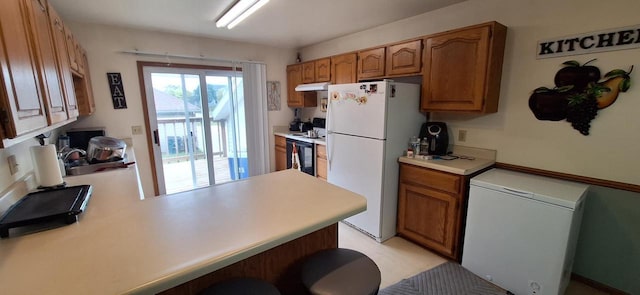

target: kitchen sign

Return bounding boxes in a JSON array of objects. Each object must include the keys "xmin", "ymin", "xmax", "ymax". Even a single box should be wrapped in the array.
[
  {"xmin": 107, "ymin": 72, "xmax": 127, "ymax": 109},
  {"xmin": 537, "ymin": 24, "xmax": 640, "ymax": 59}
]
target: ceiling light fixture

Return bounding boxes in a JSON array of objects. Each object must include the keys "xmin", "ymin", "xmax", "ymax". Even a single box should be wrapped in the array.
[{"xmin": 216, "ymin": 0, "xmax": 270, "ymax": 29}]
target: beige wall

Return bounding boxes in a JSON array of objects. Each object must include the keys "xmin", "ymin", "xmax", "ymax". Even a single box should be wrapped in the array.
[
  {"xmin": 302, "ymin": 0, "xmax": 640, "ymax": 186},
  {"xmin": 301, "ymin": 1, "xmax": 640, "ymax": 292},
  {"xmin": 62, "ymin": 23, "xmax": 295, "ymax": 197}
]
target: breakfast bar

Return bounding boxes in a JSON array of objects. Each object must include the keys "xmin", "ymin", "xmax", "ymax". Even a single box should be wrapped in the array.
[{"xmin": 0, "ymin": 168, "xmax": 366, "ymax": 294}]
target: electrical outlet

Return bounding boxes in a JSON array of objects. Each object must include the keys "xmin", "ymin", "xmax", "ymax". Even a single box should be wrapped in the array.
[
  {"xmin": 131, "ymin": 125, "xmax": 143, "ymax": 135},
  {"xmin": 528, "ymin": 280, "xmax": 542, "ymax": 295},
  {"xmin": 8, "ymin": 155, "xmax": 19, "ymax": 175},
  {"xmin": 458, "ymin": 129, "xmax": 467, "ymax": 142}
]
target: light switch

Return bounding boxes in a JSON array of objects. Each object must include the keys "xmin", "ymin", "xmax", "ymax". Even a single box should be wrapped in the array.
[{"xmin": 131, "ymin": 125, "xmax": 143, "ymax": 135}]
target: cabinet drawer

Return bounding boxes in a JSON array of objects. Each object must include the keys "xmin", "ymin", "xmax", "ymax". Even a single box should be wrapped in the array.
[
  {"xmin": 316, "ymin": 144, "xmax": 326, "ymax": 159},
  {"xmin": 275, "ymin": 135, "xmax": 286, "ymax": 147},
  {"xmin": 400, "ymin": 164, "xmax": 461, "ymax": 194}
]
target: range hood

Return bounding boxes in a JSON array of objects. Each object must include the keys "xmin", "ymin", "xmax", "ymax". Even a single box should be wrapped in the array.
[{"xmin": 295, "ymin": 82, "xmax": 330, "ymax": 92}]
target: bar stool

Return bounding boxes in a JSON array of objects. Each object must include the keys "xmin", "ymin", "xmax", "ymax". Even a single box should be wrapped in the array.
[
  {"xmin": 302, "ymin": 248, "xmax": 381, "ymax": 295},
  {"xmin": 198, "ymin": 277, "xmax": 281, "ymax": 295}
]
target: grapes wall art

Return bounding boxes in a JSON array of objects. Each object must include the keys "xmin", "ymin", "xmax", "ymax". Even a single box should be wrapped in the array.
[{"xmin": 528, "ymin": 59, "xmax": 633, "ymax": 135}]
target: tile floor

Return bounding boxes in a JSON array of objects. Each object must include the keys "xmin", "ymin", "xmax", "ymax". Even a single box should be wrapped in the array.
[{"xmin": 337, "ymin": 222, "xmax": 609, "ymax": 294}]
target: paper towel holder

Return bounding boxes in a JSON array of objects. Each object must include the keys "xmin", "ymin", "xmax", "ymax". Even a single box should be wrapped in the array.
[{"xmin": 33, "ymin": 133, "xmax": 67, "ymax": 190}]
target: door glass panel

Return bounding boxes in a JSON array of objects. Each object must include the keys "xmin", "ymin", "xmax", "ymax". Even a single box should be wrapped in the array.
[
  {"xmin": 144, "ymin": 66, "xmax": 248, "ymax": 196},
  {"xmin": 206, "ymin": 73, "xmax": 248, "ymax": 182},
  {"xmin": 151, "ymin": 73, "xmax": 209, "ymax": 194}
]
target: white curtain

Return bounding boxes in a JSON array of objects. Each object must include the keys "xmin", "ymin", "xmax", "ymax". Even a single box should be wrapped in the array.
[{"xmin": 242, "ymin": 62, "xmax": 271, "ymax": 176}]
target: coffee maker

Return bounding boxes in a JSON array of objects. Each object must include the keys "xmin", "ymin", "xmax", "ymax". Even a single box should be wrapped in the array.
[{"xmin": 419, "ymin": 122, "xmax": 449, "ymax": 155}]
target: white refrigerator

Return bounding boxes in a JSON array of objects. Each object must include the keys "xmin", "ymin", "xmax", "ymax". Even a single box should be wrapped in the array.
[{"xmin": 326, "ymin": 81, "xmax": 424, "ymax": 242}]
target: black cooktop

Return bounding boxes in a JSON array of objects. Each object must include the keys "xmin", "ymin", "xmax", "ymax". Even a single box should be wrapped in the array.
[{"xmin": 0, "ymin": 185, "xmax": 92, "ymax": 238}]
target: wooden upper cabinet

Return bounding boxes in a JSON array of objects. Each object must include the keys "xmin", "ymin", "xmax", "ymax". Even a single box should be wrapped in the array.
[
  {"xmin": 74, "ymin": 38, "xmax": 84, "ymax": 76},
  {"xmin": 301, "ymin": 61, "xmax": 315, "ymax": 83},
  {"xmin": 331, "ymin": 53, "xmax": 357, "ymax": 84},
  {"xmin": 357, "ymin": 40, "xmax": 421, "ymax": 80},
  {"xmin": 64, "ymin": 27, "xmax": 79, "ymax": 73},
  {"xmin": 0, "ymin": 0, "xmax": 48, "ymax": 138},
  {"xmin": 315, "ymin": 58, "xmax": 330, "ymax": 82},
  {"xmin": 24, "ymin": 0, "xmax": 68, "ymax": 125},
  {"xmin": 47, "ymin": 3, "xmax": 78, "ymax": 117},
  {"xmin": 358, "ymin": 47, "xmax": 385, "ymax": 79},
  {"xmin": 386, "ymin": 39, "xmax": 422, "ymax": 76},
  {"xmin": 75, "ymin": 49, "xmax": 95, "ymax": 115},
  {"xmin": 286, "ymin": 64, "xmax": 317, "ymax": 108},
  {"xmin": 421, "ymin": 22, "xmax": 507, "ymax": 113}
]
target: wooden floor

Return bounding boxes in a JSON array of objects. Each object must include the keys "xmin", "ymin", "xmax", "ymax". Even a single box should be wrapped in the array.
[
  {"xmin": 338, "ymin": 222, "xmax": 610, "ymax": 294},
  {"xmin": 162, "ymin": 157, "xmax": 232, "ymax": 194}
]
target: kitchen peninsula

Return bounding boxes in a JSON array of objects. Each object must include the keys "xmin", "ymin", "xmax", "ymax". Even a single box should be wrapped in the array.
[{"xmin": 0, "ymin": 167, "xmax": 366, "ymax": 294}]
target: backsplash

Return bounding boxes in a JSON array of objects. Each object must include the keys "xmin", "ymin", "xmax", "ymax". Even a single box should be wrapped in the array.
[{"xmin": 299, "ymin": 91, "xmax": 328, "ymax": 121}]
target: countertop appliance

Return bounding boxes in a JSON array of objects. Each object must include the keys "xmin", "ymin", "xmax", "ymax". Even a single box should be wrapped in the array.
[
  {"xmin": 327, "ymin": 81, "xmax": 424, "ymax": 242},
  {"xmin": 462, "ymin": 169, "xmax": 589, "ymax": 295},
  {"xmin": 65, "ymin": 128, "xmax": 106, "ymax": 151},
  {"xmin": 0, "ymin": 185, "xmax": 93, "ymax": 238},
  {"xmin": 419, "ymin": 122, "xmax": 448, "ymax": 155}
]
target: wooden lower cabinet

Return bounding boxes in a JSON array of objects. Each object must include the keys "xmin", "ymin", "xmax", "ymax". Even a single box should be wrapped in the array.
[
  {"xmin": 316, "ymin": 144, "xmax": 327, "ymax": 181},
  {"xmin": 397, "ymin": 163, "xmax": 467, "ymax": 261},
  {"xmin": 275, "ymin": 135, "xmax": 287, "ymax": 171}
]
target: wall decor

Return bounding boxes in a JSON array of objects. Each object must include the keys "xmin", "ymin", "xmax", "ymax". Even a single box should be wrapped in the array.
[
  {"xmin": 107, "ymin": 72, "xmax": 127, "ymax": 109},
  {"xmin": 267, "ymin": 81, "xmax": 281, "ymax": 111},
  {"xmin": 537, "ymin": 24, "xmax": 640, "ymax": 59},
  {"xmin": 529, "ymin": 59, "xmax": 633, "ymax": 135}
]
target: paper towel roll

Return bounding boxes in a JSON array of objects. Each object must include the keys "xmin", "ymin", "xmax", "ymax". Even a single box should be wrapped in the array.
[{"xmin": 31, "ymin": 144, "xmax": 64, "ymax": 187}]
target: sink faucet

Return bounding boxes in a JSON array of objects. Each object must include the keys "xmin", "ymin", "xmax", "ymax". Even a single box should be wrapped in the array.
[{"xmin": 60, "ymin": 148, "xmax": 87, "ymax": 162}]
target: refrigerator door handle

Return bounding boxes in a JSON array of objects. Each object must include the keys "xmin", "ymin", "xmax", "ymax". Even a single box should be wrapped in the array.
[
  {"xmin": 326, "ymin": 92, "xmax": 334, "ymax": 171},
  {"xmin": 326, "ymin": 131, "xmax": 332, "ymax": 171}
]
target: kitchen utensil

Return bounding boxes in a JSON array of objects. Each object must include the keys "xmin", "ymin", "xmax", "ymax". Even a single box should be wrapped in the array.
[
  {"xmin": 307, "ymin": 130, "xmax": 318, "ymax": 138},
  {"xmin": 86, "ymin": 136, "xmax": 126, "ymax": 163}
]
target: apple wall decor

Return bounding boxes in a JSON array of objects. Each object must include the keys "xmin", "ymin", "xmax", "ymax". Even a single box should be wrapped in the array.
[{"xmin": 528, "ymin": 59, "xmax": 633, "ymax": 135}]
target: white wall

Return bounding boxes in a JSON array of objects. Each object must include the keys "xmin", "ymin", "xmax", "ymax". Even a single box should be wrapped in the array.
[
  {"xmin": 63, "ymin": 23, "xmax": 295, "ymax": 197},
  {"xmin": 302, "ymin": 0, "xmax": 640, "ymax": 186}
]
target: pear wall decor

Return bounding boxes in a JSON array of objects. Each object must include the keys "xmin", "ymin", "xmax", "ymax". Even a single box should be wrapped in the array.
[{"xmin": 529, "ymin": 59, "xmax": 633, "ymax": 135}]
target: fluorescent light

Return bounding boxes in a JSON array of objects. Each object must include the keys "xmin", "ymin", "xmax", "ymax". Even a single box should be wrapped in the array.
[
  {"xmin": 216, "ymin": 0, "xmax": 258, "ymax": 28},
  {"xmin": 216, "ymin": 0, "xmax": 269, "ymax": 29}
]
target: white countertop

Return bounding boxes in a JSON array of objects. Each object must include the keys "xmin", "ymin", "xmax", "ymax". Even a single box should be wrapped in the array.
[
  {"xmin": 274, "ymin": 127, "xmax": 326, "ymax": 145},
  {"xmin": 398, "ymin": 146, "xmax": 497, "ymax": 175},
  {"xmin": 0, "ymin": 168, "xmax": 365, "ymax": 294}
]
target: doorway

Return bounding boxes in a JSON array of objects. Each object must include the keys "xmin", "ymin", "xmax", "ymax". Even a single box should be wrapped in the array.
[{"xmin": 141, "ymin": 63, "xmax": 248, "ymax": 195}]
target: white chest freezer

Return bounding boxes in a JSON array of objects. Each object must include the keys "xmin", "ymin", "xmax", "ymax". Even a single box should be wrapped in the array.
[{"xmin": 462, "ymin": 169, "xmax": 589, "ymax": 295}]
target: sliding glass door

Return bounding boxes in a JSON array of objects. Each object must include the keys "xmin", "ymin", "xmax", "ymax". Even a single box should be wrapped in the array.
[{"xmin": 143, "ymin": 66, "xmax": 248, "ymax": 195}]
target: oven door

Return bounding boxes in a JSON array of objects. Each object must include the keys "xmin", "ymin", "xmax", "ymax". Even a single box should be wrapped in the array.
[{"xmin": 286, "ymin": 138, "xmax": 315, "ymax": 176}]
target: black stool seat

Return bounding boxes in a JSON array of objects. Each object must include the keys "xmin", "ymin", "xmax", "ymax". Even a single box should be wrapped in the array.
[
  {"xmin": 302, "ymin": 248, "xmax": 381, "ymax": 295},
  {"xmin": 198, "ymin": 277, "xmax": 281, "ymax": 295}
]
